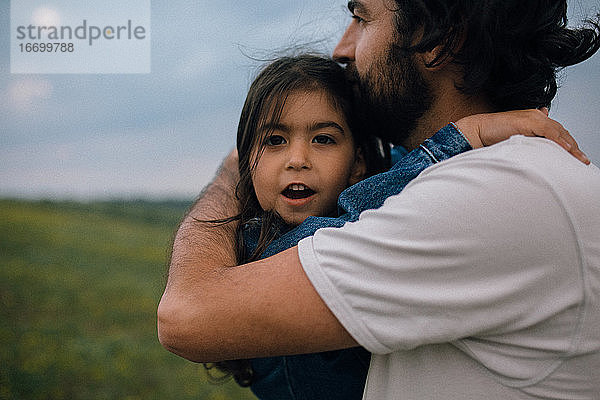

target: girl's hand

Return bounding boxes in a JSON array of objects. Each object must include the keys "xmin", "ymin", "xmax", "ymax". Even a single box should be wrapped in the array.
[{"xmin": 454, "ymin": 108, "xmax": 590, "ymax": 164}]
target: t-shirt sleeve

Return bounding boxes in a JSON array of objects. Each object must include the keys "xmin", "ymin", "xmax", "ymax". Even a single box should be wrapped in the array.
[{"xmin": 298, "ymin": 142, "xmax": 583, "ymax": 354}]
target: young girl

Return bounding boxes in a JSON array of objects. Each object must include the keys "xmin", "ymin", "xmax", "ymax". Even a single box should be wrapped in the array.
[
  {"xmin": 205, "ymin": 54, "xmax": 583, "ymax": 400},
  {"xmin": 230, "ymin": 55, "xmax": 385, "ymax": 266}
]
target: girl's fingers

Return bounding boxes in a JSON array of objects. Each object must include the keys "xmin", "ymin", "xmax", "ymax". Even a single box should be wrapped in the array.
[
  {"xmin": 556, "ymin": 137, "xmax": 573, "ymax": 151},
  {"xmin": 560, "ymin": 130, "xmax": 590, "ymax": 164},
  {"xmin": 539, "ymin": 107, "xmax": 550, "ymax": 116},
  {"xmin": 573, "ymin": 147, "xmax": 591, "ymax": 165},
  {"xmin": 530, "ymin": 112, "xmax": 590, "ymax": 164}
]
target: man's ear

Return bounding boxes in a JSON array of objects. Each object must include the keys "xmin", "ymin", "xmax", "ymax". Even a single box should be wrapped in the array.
[
  {"xmin": 421, "ymin": 44, "xmax": 450, "ymax": 70},
  {"xmin": 420, "ymin": 28, "xmax": 465, "ymax": 70},
  {"xmin": 349, "ymin": 147, "xmax": 367, "ymax": 185}
]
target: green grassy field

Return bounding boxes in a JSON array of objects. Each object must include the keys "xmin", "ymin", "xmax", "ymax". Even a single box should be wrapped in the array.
[{"xmin": 0, "ymin": 198, "xmax": 257, "ymax": 400}]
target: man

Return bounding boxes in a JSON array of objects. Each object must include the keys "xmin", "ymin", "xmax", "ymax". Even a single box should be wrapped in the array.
[{"xmin": 158, "ymin": 0, "xmax": 600, "ymax": 398}]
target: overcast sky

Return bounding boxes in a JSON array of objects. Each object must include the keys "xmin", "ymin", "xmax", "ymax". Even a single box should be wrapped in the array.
[{"xmin": 1, "ymin": 0, "xmax": 599, "ymax": 200}]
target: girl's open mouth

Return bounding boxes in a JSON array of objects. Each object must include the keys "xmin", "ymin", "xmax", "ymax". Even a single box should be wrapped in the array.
[{"xmin": 282, "ymin": 184, "xmax": 315, "ymax": 200}]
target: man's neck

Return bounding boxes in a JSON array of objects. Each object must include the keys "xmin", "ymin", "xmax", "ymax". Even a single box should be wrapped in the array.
[{"xmin": 401, "ymin": 72, "xmax": 494, "ymax": 150}]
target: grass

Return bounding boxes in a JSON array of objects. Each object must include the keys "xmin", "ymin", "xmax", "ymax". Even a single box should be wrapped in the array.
[{"xmin": 0, "ymin": 198, "xmax": 257, "ymax": 400}]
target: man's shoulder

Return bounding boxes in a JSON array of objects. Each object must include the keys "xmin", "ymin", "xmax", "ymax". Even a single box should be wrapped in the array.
[
  {"xmin": 453, "ymin": 135, "xmax": 591, "ymax": 164},
  {"xmin": 424, "ymin": 135, "xmax": 599, "ymax": 188},
  {"xmin": 394, "ymin": 135, "xmax": 600, "ymax": 234}
]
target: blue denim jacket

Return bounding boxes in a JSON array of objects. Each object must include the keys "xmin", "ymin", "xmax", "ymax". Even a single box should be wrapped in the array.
[{"xmin": 245, "ymin": 124, "xmax": 471, "ymax": 400}]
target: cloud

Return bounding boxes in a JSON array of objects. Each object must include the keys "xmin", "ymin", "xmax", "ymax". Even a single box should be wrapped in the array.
[
  {"xmin": 1, "ymin": 0, "xmax": 598, "ymax": 199},
  {"xmin": 4, "ymin": 77, "xmax": 53, "ymax": 114},
  {"xmin": 31, "ymin": 6, "xmax": 61, "ymax": 26}
]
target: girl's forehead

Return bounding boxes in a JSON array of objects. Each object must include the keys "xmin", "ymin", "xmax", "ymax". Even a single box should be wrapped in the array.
[
  {"xmin": 260, "ymin": 90, "xmax": 347, "ymax": 132},
  {"xmin": 287, "ymin": 88, "xmax": 341, "ymax": 107},
  {"xmin": 261, "ymin": 88, "xmax": 345, "ymax": 122}
]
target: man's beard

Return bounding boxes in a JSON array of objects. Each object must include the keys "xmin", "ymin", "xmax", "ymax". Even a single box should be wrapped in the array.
[{"xmin": 349, "ymin": 45, "xmax": 433, "ymax": 146}]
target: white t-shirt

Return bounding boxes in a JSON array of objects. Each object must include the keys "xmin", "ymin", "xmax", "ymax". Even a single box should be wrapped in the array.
[{"xmin": 298, "ymin": 136, "xmax": 600, "ymax": 399}]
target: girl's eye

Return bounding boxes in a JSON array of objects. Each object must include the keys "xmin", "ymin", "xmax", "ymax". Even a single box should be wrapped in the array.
[
  {"xmin": 313, "ymin": 135, "xmax": 335, "ymax": 145},
  {"xmin": 265, "ymin": 135, "xmax": 286, "ymax": 146}
]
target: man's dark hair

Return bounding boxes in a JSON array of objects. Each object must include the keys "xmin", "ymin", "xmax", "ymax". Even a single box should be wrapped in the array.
[{"xmin": 391, "ymin": 0, "xmax": 600, "ymax": 111}]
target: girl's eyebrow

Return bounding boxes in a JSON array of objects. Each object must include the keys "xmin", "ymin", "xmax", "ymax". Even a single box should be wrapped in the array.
[
  {"xmin": 259, "ymin": 122, "xmax": 289, "ymax": 133},
  {"xmin": 260, "ymin": 121, "xmax": 346, "ymax": 135},
  {"xmin": 310, "ymin": 121, "xmax": 346, "ymax": 135}
]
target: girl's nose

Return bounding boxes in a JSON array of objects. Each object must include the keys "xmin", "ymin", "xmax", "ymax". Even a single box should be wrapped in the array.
[{"xmin": 286, "ymin": 143, "xmax": 311, "ymax": 170}]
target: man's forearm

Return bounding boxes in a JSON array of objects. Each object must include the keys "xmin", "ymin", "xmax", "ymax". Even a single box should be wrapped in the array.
[{"xmin": 158, "ymin": 151, "xmax": 240, "ymax": 357}]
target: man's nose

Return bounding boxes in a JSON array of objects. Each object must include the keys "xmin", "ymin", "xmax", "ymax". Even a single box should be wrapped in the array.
[
  {"xmin": 333, "ymin": 23, "xmax": 356, "ymax": 64},
  {"xmin": 286, "ymin": 143, "xmax": 311, "ymax": 170}
]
